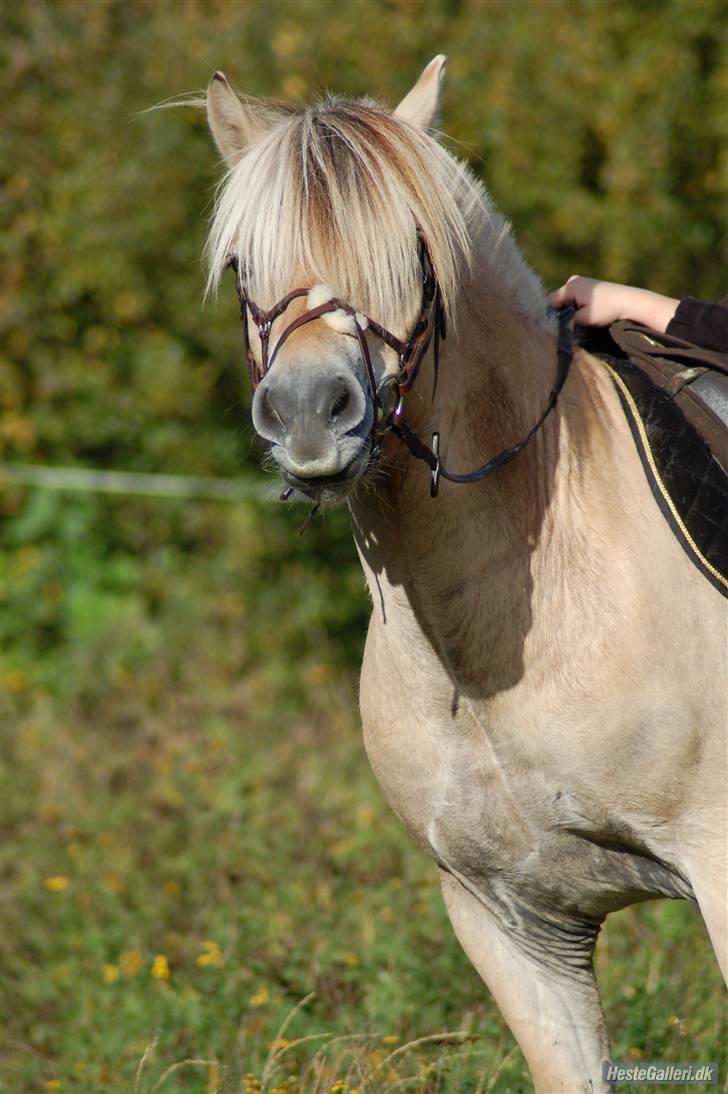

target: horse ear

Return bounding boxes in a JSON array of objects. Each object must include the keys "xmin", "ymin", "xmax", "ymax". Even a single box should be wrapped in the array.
[
  {"xmin": 206, "ymin": 71, "xmax": 266, "ymax": 166},
  {"xmin": 394, "ymin": 55, "xmax": 447, "ymax": 130}
]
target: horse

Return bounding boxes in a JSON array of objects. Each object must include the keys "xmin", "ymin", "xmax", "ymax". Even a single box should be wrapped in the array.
[{"xmin": 200, "ymin": 57, "xmax": 727, "ymax": 1092}]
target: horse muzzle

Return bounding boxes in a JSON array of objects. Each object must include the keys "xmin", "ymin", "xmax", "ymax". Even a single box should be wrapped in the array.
[{"xmin": 251, "ymin": 362, "xmax": 374, "ymax": 498}]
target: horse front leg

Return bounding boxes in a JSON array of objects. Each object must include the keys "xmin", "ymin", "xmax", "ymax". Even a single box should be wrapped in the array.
[
  {"xmin": 440, "ymin": 870, "xmax": 612, "ymax": 1093},
  {"xmin": 685, "ymin": 842, "xmax": 728, "ymax": 983}
]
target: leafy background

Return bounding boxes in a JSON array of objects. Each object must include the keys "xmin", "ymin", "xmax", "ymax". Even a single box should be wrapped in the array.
[{"xmin": 1, "ymin": 1, "xmax": 726, "ymax": 1091}]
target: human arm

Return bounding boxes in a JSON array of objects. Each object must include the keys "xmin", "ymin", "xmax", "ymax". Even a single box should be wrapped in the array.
[
  {"xmin": 548, "ymin": 276, "xmax": 680, "ymax": 332},
  {"xmin": 665, "ymin": 296, "xmax": 728, "ymax": 354}
]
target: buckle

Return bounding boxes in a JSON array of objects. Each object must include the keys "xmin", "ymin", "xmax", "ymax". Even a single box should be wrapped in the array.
[{"xmin": 430, "ymin": 431, "xmax": 441, "ymax": 497}]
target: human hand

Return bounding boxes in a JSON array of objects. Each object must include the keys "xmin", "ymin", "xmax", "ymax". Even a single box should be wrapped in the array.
[{"xmin": 548, "ymin": 276, "xmax": 679, "ymax": 332}]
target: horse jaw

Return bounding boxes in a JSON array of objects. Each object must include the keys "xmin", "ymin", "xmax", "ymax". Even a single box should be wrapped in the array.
[{"xmin": 394, "ymin": 55, "xmax": 447, "ymax": 131}]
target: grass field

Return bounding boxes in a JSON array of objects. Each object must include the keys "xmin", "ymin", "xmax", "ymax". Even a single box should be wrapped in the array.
[{"xmin": 2, "ymin": 490, "xmax": 725, "ymax": 1093}]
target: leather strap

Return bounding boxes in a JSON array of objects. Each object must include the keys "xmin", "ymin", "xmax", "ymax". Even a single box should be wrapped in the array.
[
  {"xmin": 609, "ymin": 319, "xmax": 728, "ymax": 473},
  {"xmin": 391, "ymin": 305, "xmax": 575, "ymax": 496}
]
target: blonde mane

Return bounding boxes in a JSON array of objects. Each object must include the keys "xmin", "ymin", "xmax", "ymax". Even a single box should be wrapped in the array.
[{"xmin": 206, "ymin": 94, "xmax": 547, "ymax": 332}]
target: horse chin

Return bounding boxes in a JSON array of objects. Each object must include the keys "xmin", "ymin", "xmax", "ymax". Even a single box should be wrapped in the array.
[{"xmin": 278, "ymin": 447, "xmax": 373, "ymax": 503}]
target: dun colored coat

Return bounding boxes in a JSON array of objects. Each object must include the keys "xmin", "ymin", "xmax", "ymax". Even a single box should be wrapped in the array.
[{"xmin": 202, "ymin": 58, "xmax": 727, "ymax": 1092}]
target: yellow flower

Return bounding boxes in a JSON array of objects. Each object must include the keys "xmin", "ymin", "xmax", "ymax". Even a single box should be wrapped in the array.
[
  {"xmin": 267, "ymin": 1038, "xmax": 291, "ymax": 1051},
  {"xmin": 4, "ymin": 669, "xmax": 28, "ymax": 694},
  {"xmin": 151, "ymin": 954, "xmax": 169, "ymax": 980},
  {"xmin": 102, "ymin": 964, "xmax": 119, "ymax": 984},
  {"xmin": 329, "ymin": 838, "xmax": 353, "ymax": 855},
  {"xmin": 46, "ymin": 1082, "xmax": 61, "ymax": 1091},
  {"xmin": 248, "ymin": 986, "xmax": 269, "ymax": 1008},
  {"xmin": 40, "ymin": 803, "xmax": 64, "ymax": 822},
  {"xmin": 342, "ymin": 952, "xmax": 359, "ymax": 968},
  {"xmin": 102, "ymin": 873, "xmax": 126, "ymax": 895},
  {"xmin": 196, "ymin": 940, "xmax": 224, "ymax": 968},
  {"xmin": 44, "ymin": 876, "xmax": 69, "ymax": 892},
  {"xmin": 303, "ymin": 662, "xmax": 335, "ymax": 686},
  {"xmin": 120, "ymin": 948, "xmax": 144, "ymax": 976},
  {"xmin": 381, "ymin": 1034, "xmax": 399, "ymax": 1045}
]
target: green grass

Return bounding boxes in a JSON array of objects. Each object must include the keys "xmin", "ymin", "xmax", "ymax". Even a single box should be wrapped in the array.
[{"xmin": 2, "ymin": 493, "xmax": 726, "ymax": 1093}]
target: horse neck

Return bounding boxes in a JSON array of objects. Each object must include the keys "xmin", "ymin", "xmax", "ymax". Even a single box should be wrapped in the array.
[{"xmin": 350, "ymin": 252, "xmax": 596, "ymax": 698}]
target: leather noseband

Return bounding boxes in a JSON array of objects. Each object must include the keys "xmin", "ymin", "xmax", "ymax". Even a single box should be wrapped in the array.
[{"xmin": 229, "ymin": 239, "xmax": 444, "ymax": 422}]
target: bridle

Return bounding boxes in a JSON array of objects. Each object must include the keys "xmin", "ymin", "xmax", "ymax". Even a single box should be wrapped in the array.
[
  {"xmin": 228, "ymin": 245, "xmax": 574, "ymax": 498},
  {"xmin": 229, "ymin": 238, "xmax": 444, "ymax": 415}
]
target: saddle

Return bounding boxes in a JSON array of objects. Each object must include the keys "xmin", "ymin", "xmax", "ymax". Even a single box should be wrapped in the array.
[{"xmin": 582, "ymin": 322, "xmax": 728, "ymax": 598}]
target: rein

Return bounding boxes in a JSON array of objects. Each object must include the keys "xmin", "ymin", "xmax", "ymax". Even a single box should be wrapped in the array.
[
  {"xmin": 392, "ymin": 304, "xmax": 575, "ymax": 496},
  {"xmin": 229, "ymin": 252, "xmax": 575, "ymax": 499}
]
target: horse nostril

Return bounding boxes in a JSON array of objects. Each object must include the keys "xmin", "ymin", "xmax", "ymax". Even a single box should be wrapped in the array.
[
  {"xmin": 330, "ymin": 387, "xmax": 350, "ymax": 423},
  {"xmin": 252, "ymin": 384, "xmax": 288, "ymax": 445},
  {"xmin": 264, "ymin": 387, "xmax": 286, "ymax": 429}
]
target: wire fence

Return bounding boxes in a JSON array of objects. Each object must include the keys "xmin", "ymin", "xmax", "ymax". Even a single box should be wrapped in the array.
[{"xmin": 1, "ymin": 462, "xmax": 279, "ymax": 503}]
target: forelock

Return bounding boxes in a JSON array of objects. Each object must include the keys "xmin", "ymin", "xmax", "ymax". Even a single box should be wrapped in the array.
[{"xmin": 205, "ymin": 95, "xmax": 482, "ymax": 332}]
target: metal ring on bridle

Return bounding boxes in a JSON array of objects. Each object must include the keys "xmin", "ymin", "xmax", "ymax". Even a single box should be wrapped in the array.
[{"xmin": 374, "ymin": 373, "xmax": 403, "ymax": 434}]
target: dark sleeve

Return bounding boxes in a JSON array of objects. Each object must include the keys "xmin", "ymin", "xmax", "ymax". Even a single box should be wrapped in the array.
[{"xmin": 666, "ymin": 295, "xmax": 728, "ymax": 354}]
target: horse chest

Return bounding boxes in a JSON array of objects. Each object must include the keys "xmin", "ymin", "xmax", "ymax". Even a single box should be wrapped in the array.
[
  {"xmin": 361, "ymin": 675, "xmax": 695, "ymax": 922},
  {"xmin": 359, "ymin": 618, "xmax": 698, "ymax": 918},
  {"xmin": 360, "ymin": 626, "xmax": 533, "ymax": 875}
]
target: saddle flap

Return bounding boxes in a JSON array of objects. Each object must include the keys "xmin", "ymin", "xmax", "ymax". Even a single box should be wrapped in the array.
[
  {"xmin": 609, "ymin": 319, "xmax": 728, "ymax": 474},
  {"xmin": 598, "ymin": 345, "xmax": 728, "ymax": 598}
]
